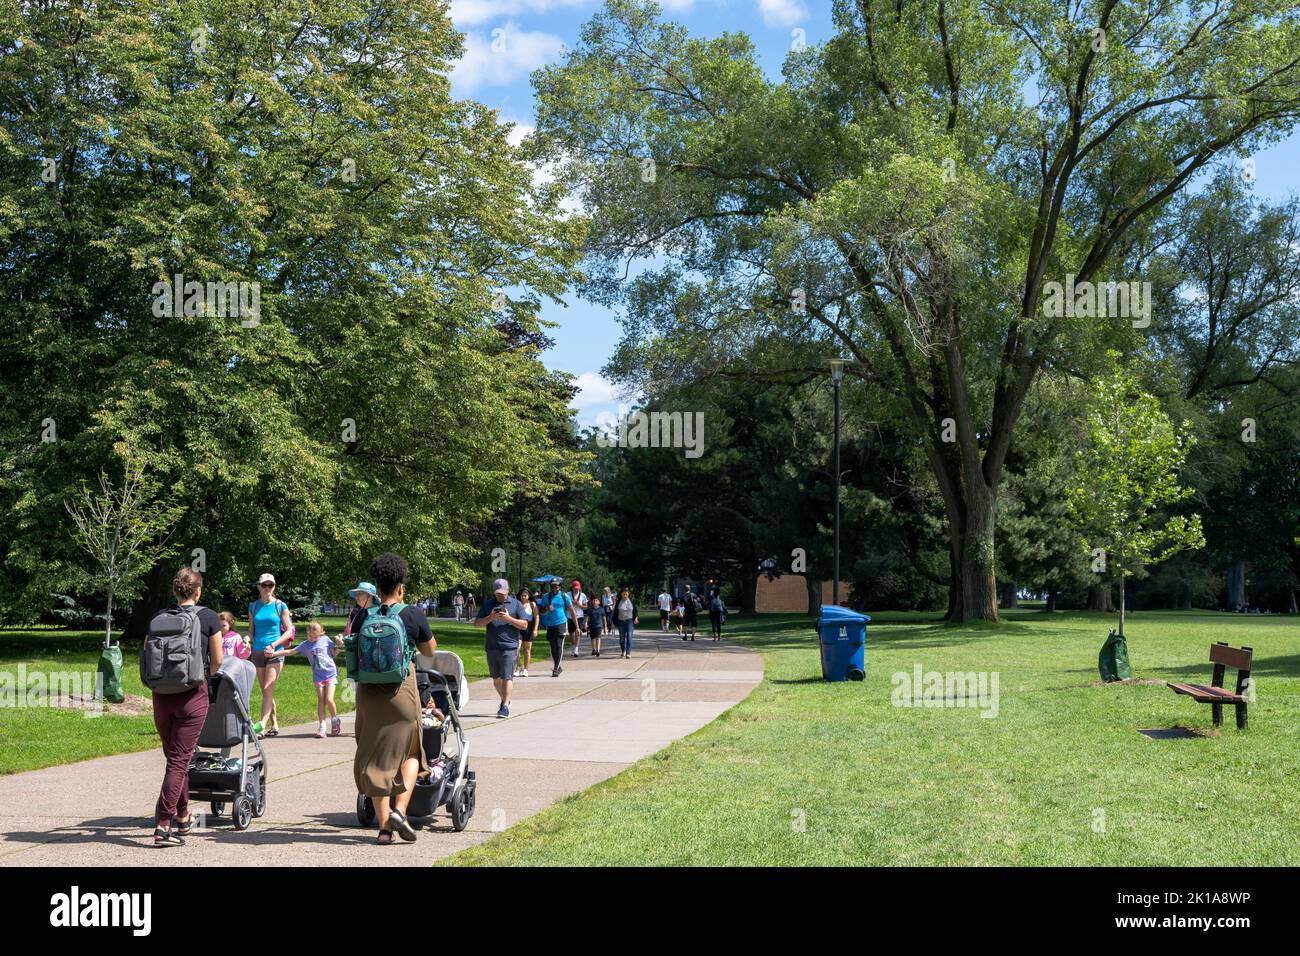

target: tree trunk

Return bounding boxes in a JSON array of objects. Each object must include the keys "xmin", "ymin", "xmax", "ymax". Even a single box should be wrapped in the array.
[
  {"xmin": 125, "ymin": 559, "xmax": 172, "ymax": 643},
  {"xmin": 104, "ymin": 590, "xmax": 114, "ymax": 648},
  {"xmin": 958, "ymin": 479, "xmax": 999, "ymax": 622},
  {"xmin": 944, "ymin": 541, "xmax": 962, "ymax": 620},
  {"xmin": 1088, "ymin": 582, "xmax": 1114, "ymax": 612},
  {"xmin": 998, "ymin": 581, "xmax": 1018, "ymax": 609},
  {"xmin": 805, "ymin": 574, "xmax": 820, "ymax": 616},
  {"xmin": 1290, "ymin": 578, "xmax": 1298, "ymax": 615},
  {"xmin": 1117, "ymin": 575, "xmax": 1126, "ymax": 637},
  {"xmin": 1044, "ymin": 589, "xmax": 1058, "ymax": 613},
  {"xmin": 1226, "ymin": 559, "xmax": 1246, "ymax": 608}
]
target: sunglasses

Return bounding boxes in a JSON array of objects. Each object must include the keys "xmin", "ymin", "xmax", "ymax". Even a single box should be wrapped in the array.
[{"xmin": 259, "ymin": 583, "xmax": 274, "ymax": 589}]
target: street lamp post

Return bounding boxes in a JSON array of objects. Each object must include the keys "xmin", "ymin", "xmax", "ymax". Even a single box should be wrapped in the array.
[{"xmin": 829, "ymin": 359, "xmax": 844, "ymax": 606}]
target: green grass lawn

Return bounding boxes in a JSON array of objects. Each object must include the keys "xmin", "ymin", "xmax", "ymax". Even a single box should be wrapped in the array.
[
  {"xmin": 0, "ymin": 615, "xmax": 502, "ymax": 775},
  {"xmin": 450, "ymin": 608, "xmax": 1300, "ymax": 866}
]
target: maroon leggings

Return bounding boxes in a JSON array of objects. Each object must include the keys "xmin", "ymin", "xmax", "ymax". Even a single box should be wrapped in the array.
[{"xmin": 151, "ymin": 683, "xmax": 209, "ymax": 826}]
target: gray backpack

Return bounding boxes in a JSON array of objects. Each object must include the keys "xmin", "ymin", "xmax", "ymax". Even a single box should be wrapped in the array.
[{"xmin": 139, "ymin": 605, "xmax": 207, "ymax": 693}]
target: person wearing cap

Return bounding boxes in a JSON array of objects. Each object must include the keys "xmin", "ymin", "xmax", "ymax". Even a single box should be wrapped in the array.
[
  {"xmin": 474, "ymin": 579, "xmax": 526, "ymax": 718},
  {"xmin": 568, "ymin": 579, "xmax": 588, "ymax": 656},
  {"xmin": 535, "ymin": 577, "xmax": 574, "ymax": 677},
  {"xmin": 248, "ymin": 572, "xmax": 295, "ymax": 735},
  {"xmin": 343, "ymin": 581, "xmax": 380, "ymax": 639}
]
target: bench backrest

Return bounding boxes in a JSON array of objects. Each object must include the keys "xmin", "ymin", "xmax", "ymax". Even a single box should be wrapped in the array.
[{"xmin": 1210, "ymin": 642, "xmax": 1253, "ymax": 671}]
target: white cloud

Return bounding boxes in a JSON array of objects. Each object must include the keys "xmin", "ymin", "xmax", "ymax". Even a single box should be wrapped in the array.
[
  {"xmin": 572, "ymin": 371, "xmax": 619, "ymax": 410},
  {"xmin": 450, "ymin": 22, "xmax": 567, "ymax": 94},
  {"xmin": 505, "ymin": 120, "xmax": 535, "ymax": 148},
  {"xmin": 448, "ymin": 0, "xmax": 590, "ymax": 28},
  {"xmin": 757, "ymin": 0, "xmax": 806, "ymax": 28}
]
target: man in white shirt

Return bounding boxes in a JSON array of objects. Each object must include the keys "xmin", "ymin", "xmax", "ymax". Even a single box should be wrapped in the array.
[{"xmin": 657, "ymin": 589, "xmax": 673, "ymax": 632}]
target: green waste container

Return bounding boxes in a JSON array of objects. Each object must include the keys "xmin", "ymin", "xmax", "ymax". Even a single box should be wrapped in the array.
[
  {"xmin": 98, "ymin": 643, "xmax": 125, "ymax": 703},
  {"xmin": 1098, "ymin": 629, "xmax": 1131, "ymax": 682}
]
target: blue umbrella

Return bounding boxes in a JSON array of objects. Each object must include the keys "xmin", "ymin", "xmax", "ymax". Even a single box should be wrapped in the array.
[{"xmin": 530, "ymin": 574, "xmax": 563, "ymax": 583}]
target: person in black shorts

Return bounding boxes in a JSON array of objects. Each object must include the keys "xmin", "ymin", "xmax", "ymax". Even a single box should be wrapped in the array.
[{"xmin": 682, "ymin": 584, "xmax": 700, "ymax": 640}]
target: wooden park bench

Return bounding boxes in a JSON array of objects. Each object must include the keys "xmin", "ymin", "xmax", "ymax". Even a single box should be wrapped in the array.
[{"xmin": 1167, "ymin": 642, "xmax": 1253, "ymax": 730}]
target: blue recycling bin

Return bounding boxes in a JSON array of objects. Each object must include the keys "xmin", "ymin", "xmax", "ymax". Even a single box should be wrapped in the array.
[{"xmin": 816, "ymin": 605, "xmax": 869, "ymax": 682}]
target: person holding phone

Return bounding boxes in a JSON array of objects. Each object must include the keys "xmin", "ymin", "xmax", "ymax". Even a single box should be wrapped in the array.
[{"xmin": 474, "ymin": 578, "xmax": 527, "ymax": 718}]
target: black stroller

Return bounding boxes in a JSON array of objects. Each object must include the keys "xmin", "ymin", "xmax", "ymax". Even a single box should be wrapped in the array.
[
  {"xmin": 187, "ymin": 658, "xmax": 268, "ymax": 831},
  {"xmin": 356, "ymin": 651, "xmax": 476, "ymax": 832}
]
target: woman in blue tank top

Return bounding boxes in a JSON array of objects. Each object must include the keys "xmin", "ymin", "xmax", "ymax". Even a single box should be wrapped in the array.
[{"xmin": 249, "ymin": 572, "xmax": 294, "ymax": 736}]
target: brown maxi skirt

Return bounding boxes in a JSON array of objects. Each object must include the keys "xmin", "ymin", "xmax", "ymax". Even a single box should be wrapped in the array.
[{"xmin": 353, "ymin": 668, "xmax": 429, "ymax": 798}]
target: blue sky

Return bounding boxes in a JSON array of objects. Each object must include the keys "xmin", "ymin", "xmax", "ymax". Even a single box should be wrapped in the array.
[{"xmin": 443, "ymin": 0, "xmax": 1300, "ymax": 427}]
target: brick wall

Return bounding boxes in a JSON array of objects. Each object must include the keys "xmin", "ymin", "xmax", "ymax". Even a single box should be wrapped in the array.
[{"xmin": 755, "ymin": 575, "xmax": 853, "ymax": 612}]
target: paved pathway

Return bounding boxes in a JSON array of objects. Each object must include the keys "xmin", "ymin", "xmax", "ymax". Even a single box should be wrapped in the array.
[{"xmin": 0, "ymin": 630, "xmax": 762, "ymax": 866}]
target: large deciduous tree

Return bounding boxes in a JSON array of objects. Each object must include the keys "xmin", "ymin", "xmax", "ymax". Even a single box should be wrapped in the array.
[
  {"xmin": 0, "ymin": 0, "xmax": 585, "ymax": 624},
  {"xmin": 531, "ymin": 0, "xmax": 1300, "ymax": 620}
]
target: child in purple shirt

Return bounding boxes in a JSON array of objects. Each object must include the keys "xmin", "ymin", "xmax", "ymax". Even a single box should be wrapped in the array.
[{"xmin": 266, "ymin": 622, "xmax": 343, "ymax": 738}]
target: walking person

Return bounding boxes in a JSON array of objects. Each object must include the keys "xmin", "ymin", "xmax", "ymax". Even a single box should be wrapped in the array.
[
  {"xmin": 143, "ymin": 567, "xmax": 224, "ymax": 846},
  {"xmin": 681, "ymin": 584, "xmax": 700, "ymax": 641},
  {"xmin": 474, "ymin": 579, "xmax": 527, "ymax": 718},
  {"xmin": 515, "ymin": 586, "xmax": 538, "ymax": 676},
  {"xmin": 709, "ymin": 589, "xmax": 725, "ymax": 641},
  {"xmin": 536, "ymin": 578, "xmax": 574, "ymax": 677},
  {"xmin": 343, "ymin": 581, "xmax": 379, "ymax": 639},
  {"xmin": 249, "ymin": 572, "xmax": 295, "ymax": 736},
  {"xmin": 615, "ymin": 587, "xmax": 639, "ymax": 659},
  {"xmin": 568, "ymin": 579, "xmax": 588, "ymax": 656},
  {"xmin": 602, "ymin": 586, "xmax": 615, "ymax": 638},
  {"xmin": 465, "ymin": 591, "xmax": 476, "ymax": 619},
  {"xmin": 657, "ymin": 587, "xmax": 672, "ymax": 632},
  {"xmin": 585, "ymin": 589, "xmax": 601, "ymax": 656},
  {"xmin": 266, "ymin": 621, "xmax": 343, "ymax": 737},
  {"xmin": 350, "ymin": 552, "xmax": 436, "ymax": 845},
  {"xmin": 453, "ymin": 591, "xmax": 464, "ymax": 621}
]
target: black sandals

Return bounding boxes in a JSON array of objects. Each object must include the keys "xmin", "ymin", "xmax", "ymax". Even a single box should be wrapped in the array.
[
  {"xmin": 387, "ymin": 809, "xmax": 417, "ymax": 843},
  {"xmin": 153, "ymin": 827, "xmax": 184, "ymax": 847}
]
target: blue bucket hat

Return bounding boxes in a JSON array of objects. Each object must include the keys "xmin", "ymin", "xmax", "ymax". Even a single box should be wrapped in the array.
[{"xmin": 349, "ymin": 581, "xmax": 379, "ymax": 601}]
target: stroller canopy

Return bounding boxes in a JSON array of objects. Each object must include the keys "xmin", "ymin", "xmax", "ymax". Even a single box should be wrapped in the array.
[
  {"xmin": 198, "ymin": 657, "xmax": 256, "ymax": 749},
  {"xmin": 414, "ymin": 650, "xmax": 470, "ymax": 710}
]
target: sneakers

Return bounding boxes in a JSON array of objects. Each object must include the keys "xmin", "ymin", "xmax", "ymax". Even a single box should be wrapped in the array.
[
  {"xmin": 513, "ymin": 666, "xmax": 522, "ymax": 677},
  {"xmin": 497, "ymin": 704, "xmax": 510, "ymax": 719},
  {"xmin": 520, "ymin": 668, "xmax": 529, "ymax": 677},
  {"xmin": 316, "ymin": 721, "xmax": 327, "ymax": 738},
  {"xmin": 329, "ymin": 716, "xmax": 342, "ymax": 737}
]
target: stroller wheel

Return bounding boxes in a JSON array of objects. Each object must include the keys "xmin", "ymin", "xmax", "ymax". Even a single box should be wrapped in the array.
[
  {"xmin": 253, "ymin": 785, "xmax": 267, "ymax": 818},
  {"xmin": 449, "ymin": 782, "xmax": 473, "ymax": 832},
  {"xmin": 356, "ymin": 792, "xmax": 376, "ymax": 827},
  {"xmin": 233, "ymin": 795, "xmax": 253, "ymax": 831},
  {"xmin": 211, "ymin": 801, "xmax": 225, "ymax": 818}
]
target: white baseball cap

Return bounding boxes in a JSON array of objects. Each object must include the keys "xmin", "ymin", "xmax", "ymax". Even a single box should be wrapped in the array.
[{"xmin": 257, "ymin": 573, "xmax": 276, "ymax": 586}]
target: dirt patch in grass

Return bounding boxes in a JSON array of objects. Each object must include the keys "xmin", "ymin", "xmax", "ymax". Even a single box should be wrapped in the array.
[{"xmin": 47, "ymin": 693, "xmax": 153, "ymax": 717}]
